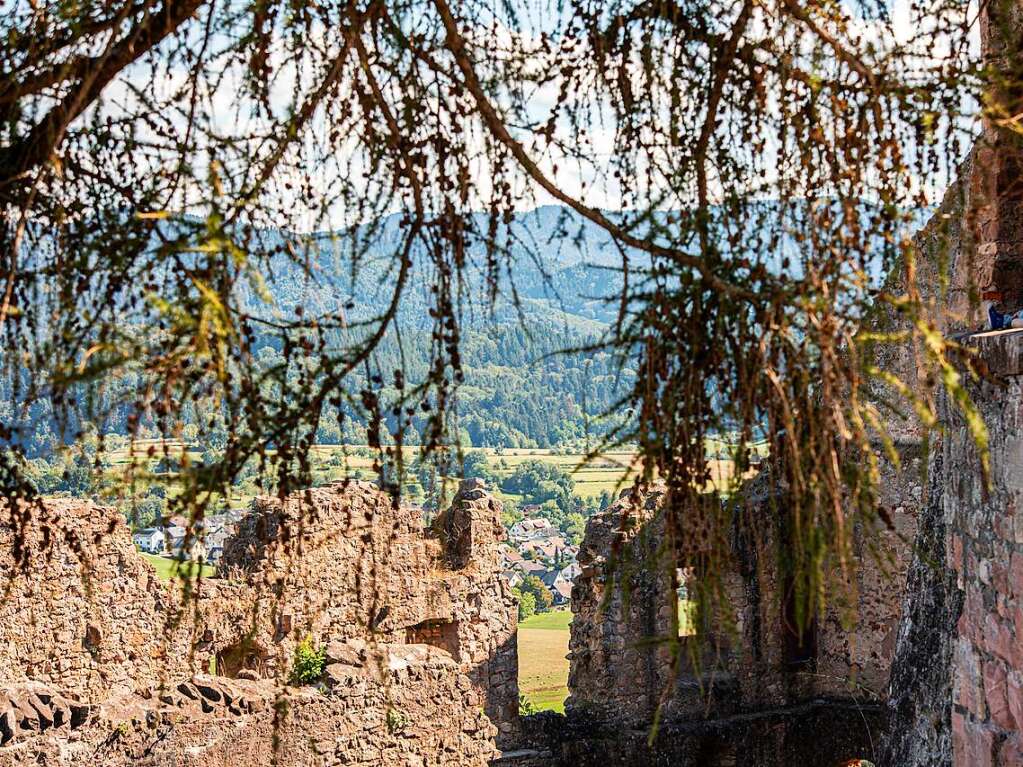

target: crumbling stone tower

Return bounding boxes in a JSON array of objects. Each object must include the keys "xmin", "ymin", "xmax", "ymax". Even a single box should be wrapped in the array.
[
  {"xmin": 951, "ymin": 0, "xmax": 1023, "ymax": 326},
  {"xmin": 881, "ymin": 2, "xmax": 1023, "ymax": 765}
]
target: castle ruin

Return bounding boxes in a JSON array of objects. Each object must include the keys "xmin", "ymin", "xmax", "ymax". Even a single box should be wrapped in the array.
[{"xmin": 0, "ymin": 479, "xmax": 518, "ymax": 766}]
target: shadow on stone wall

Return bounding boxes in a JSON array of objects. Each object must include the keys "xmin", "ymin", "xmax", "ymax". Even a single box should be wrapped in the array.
[{"xmin": 502, "ymin": 703, "xmax": 883, "ymax": 767}]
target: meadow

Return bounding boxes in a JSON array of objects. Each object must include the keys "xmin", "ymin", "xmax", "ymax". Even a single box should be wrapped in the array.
[
  {"xmin": 515, "ymin": 603, "xmax": 696, "ymax": 713},
  {"xmin": 139, "ymin": 552, "xmax": 216, "ymax": 580},
  {"xmin": 517, "ymin": 608, "xmax": 572, "ymax": 713},
  {"xmin": 104, "ymin": 441, "xmax": 646, "ymax": 512}
]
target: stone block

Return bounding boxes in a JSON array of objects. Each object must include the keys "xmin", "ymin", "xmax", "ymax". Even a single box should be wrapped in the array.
[
  {"xmin": 953, "ymin": 534, "xmax": 966, "ymax": 573},
  {"xmin": 970, "ymin": 330, "xmax": 1023, "ymax": 379},
  {"xmin": 999, "ymin": 734, "xmax": 1023, "ymax": 767},
  {"xmin": 954, "ymin": 711, "xmax": 996, "ymax": 767},
  {"xmin": 325, "ymin": 640, "xmax": 367, "ymax": 667},
  {"xmin": 1012, "ymin": 553, "xmax": 1023, "ymax": 599},
  {"xmin": 984, "ymin": 659, "xmax": 1013, "ymax": 730},
  {"xmin": 957, "ymin": 638, "xmax": 987, "ymax": 718},
  {"xmin": 983, "ymin": 614, "xmax": 1018, "ymax": 666},
  {"xmin": 1007, "ymin": 670, "xmax": 1023, "ymax": 733}
]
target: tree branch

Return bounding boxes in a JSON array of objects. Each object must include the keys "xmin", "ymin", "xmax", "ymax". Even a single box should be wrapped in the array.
[
  {"xmin": 0, "ymin": 0, "xmax": 204, "ymax": 197},
  {"xmin": 694, "ymin": 0, "xmax": 754, "ymax": 257},
  {"xmin": 431, "ymin": 0, "xmax": 757, "ymax": 302},
  {"xmin": 777, "ymin": 0, "xmax": 879, "ymax": 87}
]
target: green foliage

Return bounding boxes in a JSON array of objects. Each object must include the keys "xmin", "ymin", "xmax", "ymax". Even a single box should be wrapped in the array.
[
  {"xmin": 564, "ymin": 513, "xmax": 587, "ymax": 545},
  {"xmin": 125, "ymin": 492, "xmax": 167, "ymax": 530},
  {"xmin": 499, "ymin": 460, "xmax": 596, "ymax": 538},
  {"xmin": 21, "ymin": 451, "xmax": 102, "ymax": 498},
  {"xmin": 521, "ymin": 575, "xmax": 554, "ymax": 613},
  {"xmin": 501, "ymin": 503, "xmax": 523, "ymax": 529},
  {"xmin": 518, "ymin": 695, "xmax": 540, "ymax": 717},
  {"xmin": 460, "ymin": 451, "xmax": 497, "ymax": 483},
  {"xmin": 290, "ymin": 637, "xmax": 326, "ymax": 686},
  {"xmin": 501, "ymin": 459, "xmax": 574, "ymax": 498},
  {"xmin": 386, "ymin": 708, "xmax": 409, "ymax": 734},
  {"xmin": 3, "ymin": 315, "xmax": 630, "ymax": 463},
  {"xmin": 513, "ymin": 588, "xmax": 537, "ymax": 621}
]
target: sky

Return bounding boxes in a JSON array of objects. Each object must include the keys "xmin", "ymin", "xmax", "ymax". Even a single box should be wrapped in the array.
[{"xmin": 70, "ymin": 0, "xmax": 983, "ymax": 236}]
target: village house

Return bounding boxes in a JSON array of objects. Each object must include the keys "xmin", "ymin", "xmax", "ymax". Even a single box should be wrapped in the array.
[
  {"xmin": 131, "ymin": 528, "xmax": 164, "ymax": 554},
  {"xmin": 520, "ymin": 536, "xmax": 569, "ymax": 563},
  {"xmin": 201, "ymin": 518, "xmax": 234, "ymax": 550},
  {"xmin": 500, "ymin": 544, "xmax": 525, "ymax": 568},
  {"xmin": 509, "ymin": 517, "xmax": 556, "ymax": 542},
  {"xmin": 513, "ymin": 558, "xmax": 545, "ymax": 576},
  {"xmin": 164, "ymin": 524, "xmax": 186, "ymax": 548},
  {"xmin": 164, "ymin": 525, "xmax": 209, "ymax": 562},
  {"xmin": 560, "ymin": 561, "xmax": 581, "ymax": 583},
  {"xmin": 539, "ymin": 566, "xmax": 576, "ymax": 606}
]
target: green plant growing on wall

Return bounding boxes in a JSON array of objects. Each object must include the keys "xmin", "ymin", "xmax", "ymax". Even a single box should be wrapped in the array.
[
  {"xmin": 386, "ymin": 708, "xmax": 409, "ymax": 734},
  {"xmin": 290, "ymin": 637, "xmax": 326, "ymax": 685},
  {"xmin": 518, "ymin": 695, "xmax": 539, "ymax": 716}
]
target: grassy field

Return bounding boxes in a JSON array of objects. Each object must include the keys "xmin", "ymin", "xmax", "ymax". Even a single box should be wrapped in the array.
[
  {"xmin": 519, "ymin": 609, "xmax": 574, "ymax": 631},
  {"xmin": 514, "ymin": 604, "xmax": 699, "ymax": 714},
  {"xmin": 102, "ymin": 441, "xmax": 643, "ymax": 509},
  {"xmin": 518, "ymin": 608, "xmax": 572, "ymax": 713},
  {"xmin": 488, "ymin": 449, "xmax": 639, "ymax": 500},
  {"xmin": 139, "ymin": 552, "xmax": 216, "ymax": 580}
]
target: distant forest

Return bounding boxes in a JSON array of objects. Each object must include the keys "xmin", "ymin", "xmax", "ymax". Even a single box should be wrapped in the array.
[{"xmin": 2, "ymin": 207, "xmax": 636, "ymax": 456}]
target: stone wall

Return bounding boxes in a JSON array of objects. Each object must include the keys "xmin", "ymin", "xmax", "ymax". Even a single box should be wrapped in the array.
[
  {"xmin": 956, "ymin": 0, "xmax": 1023, "ymax": 324},
  {"xmin": 936, "ymin": 330, "xmax": 1023, "ymax": 766},
  {"xmin": 0, "ymin": 643, "xmax": 495, "ymax": 767},
  {"xmin": 0, "ymin": 478, "xmax": 518, "ymax": 765},
  {"xmin": 566, "ymin": 487, "xmax": 745, "ymax": 727},
  {"xmin": 882, "ymin": 330, "xmax": 1023, "ymax": 767},
  {"xmin": 210, "ymin": 478, "xmax": 520, "ymax": 739},
  {"xmin": 566, "ymin": 488, "xmax": 675, "ymax": 727},
  {"xmin": 0, "ymin": 498, "xmax": 184, "ymax": 700},
  {"xmin": 566, "ymin": 474, "xmax": 915, "ymax": 732},
  {"xmin": 881, "ymin": 446, "xmax": 962, "ymax": 767},
  {"xmin": 511, "ymin": 703, "xmax": 884, "ymax": 767},
  {"xmin": 879, "ymin": 2, "xmax": 1023, "ymax": 763}
]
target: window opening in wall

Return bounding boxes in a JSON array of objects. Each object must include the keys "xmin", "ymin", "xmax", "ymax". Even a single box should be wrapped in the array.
[
  {"xmin": 676, "ymin": 567, "xmax": 698, "ymax": 638},
  {"xmin": 216, "ymin": 639, "xmax": 269, "ymax": 679},
  {"xmin": 782, "ymin": 576, "xmax": 817, "ymax": 670},
  {"xmin": 406, "ymin": 619, "xmax": 460, "ymax": 658}
]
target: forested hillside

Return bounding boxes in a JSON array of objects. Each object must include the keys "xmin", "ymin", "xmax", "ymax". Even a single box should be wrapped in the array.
[
  {"xmin": 3, "ymin": 200, "xmax": 908, "ymax": 459},
  {"xmin": 3, "ymin": 206, "xmax": 634, "ymax": 455}
]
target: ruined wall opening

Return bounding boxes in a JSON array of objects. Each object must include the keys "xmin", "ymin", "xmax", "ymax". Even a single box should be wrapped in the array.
[
  {"xmin": 216, "ymin": 639, "xmax": 270, "ymax": 679},
  {"xmin": 406, "ymin": 619, "xmax": 460, "ymax": 659},
  {"xmin": 676, "ymin": 568, "xmax": 697, "ymax": 638},
  {"xmin": 782, "ymin": 576, "xmax": 817, "ymax": 670}
]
